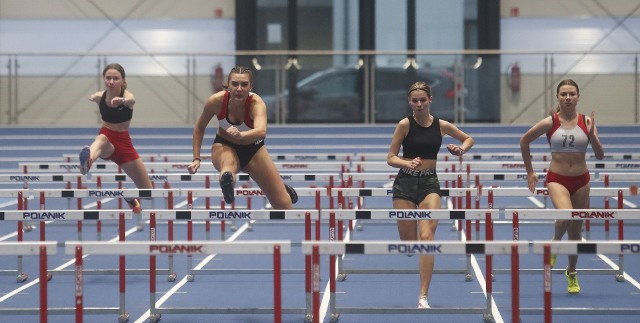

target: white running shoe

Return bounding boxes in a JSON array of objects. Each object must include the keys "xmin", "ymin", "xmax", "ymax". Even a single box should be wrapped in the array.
[{"xmin": 418, "ymin": 295, "xmax": 430, "ymax": 309}]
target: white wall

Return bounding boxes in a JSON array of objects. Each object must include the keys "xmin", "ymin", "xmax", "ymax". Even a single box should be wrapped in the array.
[{"xmin": 0, "ymin": 0, "xmax": 235, "ymax": 18}]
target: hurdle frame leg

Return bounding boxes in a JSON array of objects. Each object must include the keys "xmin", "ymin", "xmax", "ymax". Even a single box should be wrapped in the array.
[{"xmin": 17, "ymin": 221, "xmax": 27, "ymax": 283}]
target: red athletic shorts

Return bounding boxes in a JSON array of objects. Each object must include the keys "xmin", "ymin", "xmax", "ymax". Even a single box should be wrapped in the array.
[
  {"xmin": 545, "ymin": 170, "xmax": 590, "ymax": 195},
  {"xmin": 98, "ymin": 127, "xmax": 140, "ymax": 165}
]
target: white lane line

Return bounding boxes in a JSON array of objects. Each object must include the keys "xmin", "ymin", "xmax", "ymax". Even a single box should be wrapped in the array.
[
  {"xmin": 459, "ymin": 222, "xmax": 505, "ymax": 323},
  {"xmin": 527, "ymin": 196, "xmax": 546, "ymax": 208},
  {"xmin": 319, "ymin": 216, "xmax": 355, "ymax": 323}
]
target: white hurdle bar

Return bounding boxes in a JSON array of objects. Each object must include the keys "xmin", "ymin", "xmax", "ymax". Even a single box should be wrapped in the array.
[
  {"xmin": 343, "ymin": 172, "xmax": 599, "ymax": 182},
  {"xmin": 530, "ymin": 240, "xmax": 640, "ymax": 321},
  {"xmin": 302, "ymin": 240, "xmax": 528, "ymax": 323},
  {"xmin": 0, "ymin": 242, "xmax": 56, "ymax": 321},
  {"xmin": 330, "ymin": 187, "xmax": 477, "ymax": 213},
  {"xmin": 352, "ymin": 161, "xmax": 640, "ymax": 172},
  {"xmin": 89, "ymin": 173, "xmax": 338, "ymax": 220},
  {"xmin": 19, "ymin": 161, "xmax": 351, "ymax": 173},
  {"xmin": 0, "ymin": 174, "xmax": 85, "ymax": 184},
  {"xmin": 62, "ymin": 151, "xmax": 640, "ymax": 163},
  {"xmin": 64, "ymin": 240, "xmax": 294, "ymax": 323},
  {"xmin": 597, "ymin": 172, "xmax": 640, "ymax": 181},
  {"xmin": 91, "ymin": 172, "xmax": 340, "ymax": 184},
  {"xmin": 486, "ymin": 187, "xmax": 638, "ymax": 238},
  {"xmin": 0, "ymin": 209, "xmax": 132, "ymax": 221},
  {"xmin": 63, "ymin": 152, "xmax": 357, "ymax": 162},
  {"xmin": 33, "ymin": 185, "xmax": 329, "ymax": 233},
  {"xmin": 505, "ymin": 209, "xmax": 639, "ymax": 281},
  {"xmin": 344, "ymin": 171, "xmax": 638, "ymax": 194},
  {"xmin": 321, "ymin": 209, "xmax": 498, "ymax": 283}
]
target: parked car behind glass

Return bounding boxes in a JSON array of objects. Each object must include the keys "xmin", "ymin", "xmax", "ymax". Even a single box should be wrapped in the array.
[{"xmin": 263, "ymin": 66, "xmax": 457, "ymax": 123}]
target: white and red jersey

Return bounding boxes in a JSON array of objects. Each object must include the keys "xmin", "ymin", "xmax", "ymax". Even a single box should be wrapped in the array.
[
  {"xmin": 546, "ymin": 112, "xmax": 589, "ymax": 153},
  {"xmin": 217, "ymin": 91, "xmax": 255, "ymax": 131}
]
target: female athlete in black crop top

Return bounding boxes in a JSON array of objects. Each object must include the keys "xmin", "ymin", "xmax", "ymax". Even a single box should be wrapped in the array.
[
  {"xmin": 387, "ymin": 81, "xmax": 474, "ymax": 309},
  {"xmin": 80, "ymin": 63, "xmax": 153, "ymax": 229}
]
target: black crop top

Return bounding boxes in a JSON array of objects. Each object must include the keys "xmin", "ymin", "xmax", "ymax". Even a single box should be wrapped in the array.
[
  {"xmin": 99, "ymin": 90, "xmax": 133, "ymax": 123},
  {"xmin": 401, "ymin": 116, "xmax": 442, "ymax": 160}
]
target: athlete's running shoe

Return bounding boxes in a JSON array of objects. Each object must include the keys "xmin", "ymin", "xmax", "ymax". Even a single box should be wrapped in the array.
[
  {"xmin": 418, "ymin": 295, "xmax": 430, "ymax": 309},
  {"xmin": 79, "ymin": 146, "xmax": 92, "ymax": 175},
  {"xmin": 566, "ymin": 269, "xmax": 581, "ymax": 294},
  {"xmin": 124, "ymin": 198, "xmax": 142, "ymax": 213},
  {"xmin": 284, "ymin": 183, "xmax": 298, "ymax": 204},
  {"xmin": 220, "ymin": 172, "xmax": 235, "ymax": 204},
  {"xmin": 550, "ymin": 253, "xmax": 557, "ymax": 268}
]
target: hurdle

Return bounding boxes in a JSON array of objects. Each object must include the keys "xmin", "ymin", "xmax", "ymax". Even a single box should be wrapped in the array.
[
  {"xmin": 340, "ymin": 172, "xmax": 477, "ymax": 232},
  {"xmin": 328, "ymin": 187, "xmax": 481, "ymax": 277},
  {"xmin": 92, "ymin": 172, "xmax": 339, "ymax": 232},
  {"xmin": 0, "ymin": 241, "xmax": 56, "ymax": 322},
  {"xmin": 142, "ymin": 209, "xmax": 317, "ymax": 321},
  {"xmin": 34, "ymin": 186, "xmax": 326, "ymax": 282},
  {"xmin": 32, "ymin": 188, "xmax": 171, "ymax": 237},
  {"xmin": 18, "ymin": 161, "xmax": 351, "ymax": 174},
  {"xmin": 63, "ymin": 152, "xmax": 358, "ymax": 162},
  {"xmin": 321, "ymin": 209, "xmax": 498, "ymax": 284},
  {"xmin": 597, "ymin": 172, "xmax": 640, "ymax": 182},
  {"xmin": 175, "ymin": 188, "xmax": 325, "ymax": 283},
  {"xmin": 461, "ymin": 152, "xmax": 640, "ymax": 161},
  {"xmin": 487, "ymin": 187, "xmax": 637, "ymax": 240},
  {"xmin": 64, "ymin": 240, "xmax": 294, "ymax": 323},
  {"xmin": 0, "ymin": 189, "xmax": 32, "ymax": 281},
  {"xmin": 180, "ymin": 186, "xmax": 328, "ymax": 232},
  {"xmin": 530, "ymin": 240, "xmax": 640, "ymax": 322},
  {"xmin": 301, "ymin": 240, "xmax": 528, "ymax": 323},
  {"xmin": 505, "ymin": 208, "xmax": 639, "ymax": 281},
  {"xmin": 0, "ymin": 174, "xmax": 87, "ymax": 233},
  {"xmin": 63, "ymin": 151, "xmax": 635, "ymax": 163},
  {"xmin": 0, "ymin": 210, "xmax": 131, "ymax": 283}
]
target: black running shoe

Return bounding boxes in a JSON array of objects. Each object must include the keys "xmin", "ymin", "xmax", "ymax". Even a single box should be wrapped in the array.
[
  {"xmin": 124, "ymin": 197, "xmax": 141, "ymax": 213},
  {"xmin": 284, "ymin": 183, "xmax": 298, "ymax": 204},
  {"xmin": 220, "ymin": 172, "xmax": 235, "ymax": 204}
]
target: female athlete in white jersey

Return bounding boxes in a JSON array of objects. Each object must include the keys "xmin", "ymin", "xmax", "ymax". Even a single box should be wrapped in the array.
[{"xmin": 520, "ymin": 79, "xmax": 604, "ymax": 294}]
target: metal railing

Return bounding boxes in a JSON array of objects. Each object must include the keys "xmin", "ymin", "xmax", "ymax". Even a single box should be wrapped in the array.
[{"xmin": 1, "ymin": 50, "xmax": 638, "ymax": 125}]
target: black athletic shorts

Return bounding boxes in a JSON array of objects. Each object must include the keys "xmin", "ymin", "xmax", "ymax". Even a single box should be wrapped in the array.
[
  {"xmin": 392, "ymin": 168, "xmax": 441, "ymax": 205},
  {"xmin": 213, "ymin": 136, "xmax": 264, "ymax": 169}
]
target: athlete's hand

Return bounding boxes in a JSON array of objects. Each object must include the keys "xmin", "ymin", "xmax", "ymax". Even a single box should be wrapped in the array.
[
  {"xmin": 527, "ymin": 172, "xmax": 538, "ymax": 193},
  {"xmin": 187, "ymin": 160, "xmax": 200, "ymax": 174},
  {"xmin": 447, "ymin": 144, "xmax": 465, "ymax": 156},
  {"xmin": 225, "ymin": 125, "xmax": 241, "ymax": 138},
  {"xmin": 588, "ymin": 111, "xmax": 597, "ymax": 137},
  {"xmin": 88, "ymin": 93, "xmax": 101, "ymax": 102},
  {"xmin": 407, "ymin": 157, "xmax": 422, "ymax": 170}
]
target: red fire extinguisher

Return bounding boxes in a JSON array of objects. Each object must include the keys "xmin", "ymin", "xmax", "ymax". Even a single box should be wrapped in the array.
[{"xmin": 507, "ymin": 62, "xmax": 521, "ymax": 92}]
